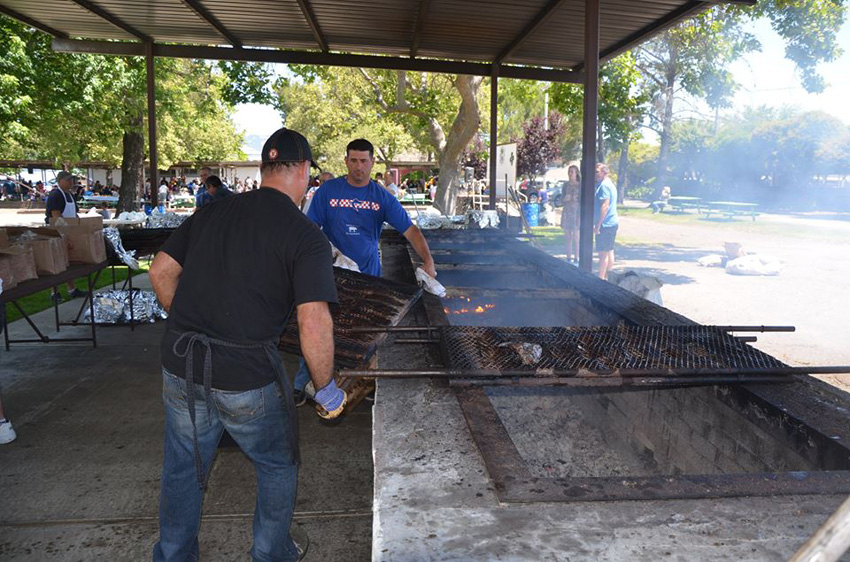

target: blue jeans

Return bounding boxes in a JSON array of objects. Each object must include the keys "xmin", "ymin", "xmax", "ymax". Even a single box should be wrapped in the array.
[
  {"xmin": 293, "ymin": 358, "xmax": 310, "ymax": 392},
  {"xmin": 153, "ymin": 370, "xmax": 299, "ymax": 562}
]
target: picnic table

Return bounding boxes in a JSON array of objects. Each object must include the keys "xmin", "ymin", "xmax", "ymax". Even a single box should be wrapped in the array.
[
  {"xmin": 704, "ymin": 201, "xmax": 760, "ymax": 221},
  {"xmin": 78, "ymin": 195, "xmax": 119, "ymax": 209},
  {"xmin": 400, "ymin": 193, "xmax": 430, "ymax": 205},
  {"xmin": 667, "ymin": 196, "xmax": 703, "ymax": 213}
]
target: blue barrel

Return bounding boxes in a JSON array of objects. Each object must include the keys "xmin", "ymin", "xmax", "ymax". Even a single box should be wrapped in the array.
[{"xmin": 521, "ymin": 202, "xmax": 539, "ymax": 227}]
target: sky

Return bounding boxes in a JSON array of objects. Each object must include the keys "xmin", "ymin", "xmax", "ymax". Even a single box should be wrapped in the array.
[{"xmin": 231, "ymin": 14, "xmax": 850, "ymax": 153}]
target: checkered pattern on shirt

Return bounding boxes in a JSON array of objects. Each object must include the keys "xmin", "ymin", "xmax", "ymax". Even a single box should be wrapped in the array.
[{"xmin": 329, "ymin": 198, "xmax": 381, "ymax": 211}]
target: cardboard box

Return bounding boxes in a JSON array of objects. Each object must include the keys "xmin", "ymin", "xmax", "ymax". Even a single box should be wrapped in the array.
[
  {"xmin": 49, "ymin": 216, "xmax": 107, "ymax": 264},
  {"xmin": 6, "ymin": 228, "xmax": 69, "ymax": 276},
  {"xmin": 0, "ymin": 245, "xmax": 38, "ymax": 288},
  {"xmin": 0, "ymin": 254, "xmax": 16, "ymax": 290}
]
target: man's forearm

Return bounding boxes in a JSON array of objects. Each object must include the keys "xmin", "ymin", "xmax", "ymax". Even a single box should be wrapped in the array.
[
  {"xmin": 297, "ymin": 302, "xmax": 335, "ymax": 390},
  {"xmin": 149, "ymin": 251, "xmax": 182, "ymax": 313},
  {"xmin": 404, "ymin": 225, "xmax": 436, "ymax": 276}
]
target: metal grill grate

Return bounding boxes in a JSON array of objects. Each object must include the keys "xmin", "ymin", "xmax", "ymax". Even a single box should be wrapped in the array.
[
  {"xmin": 441, "ymin": 326, "xmax": 788, "ymax": 372},
  {"xmin": 279, "ymin": 268, "xmax": 422, "ymax": 366}
]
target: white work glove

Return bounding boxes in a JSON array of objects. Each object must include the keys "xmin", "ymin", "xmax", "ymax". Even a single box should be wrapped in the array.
[
  {"xmin": 415, "ymin": 267, "xmax": 446, "ymax": 297},
  {"xmin": 330, "ymin": 243, "xmax": 360, "ymax": 272}
]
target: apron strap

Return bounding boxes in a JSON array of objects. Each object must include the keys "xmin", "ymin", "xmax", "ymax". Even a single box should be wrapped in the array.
[{"xmin": 172, "ymin": 330, "xmax": 283, "ymax": 489}]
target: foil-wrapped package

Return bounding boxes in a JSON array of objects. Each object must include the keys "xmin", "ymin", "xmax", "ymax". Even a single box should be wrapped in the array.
[
  {"xmin": 84, "ymin": 289, "xmax": 168, "ymax": 324},
  {"xmin": 466, "ymin": 210, "xmax": 500, "ymax": 229},
  {"xmin": 146, "ymin": 211, "xmax": 187, "ymax": 229},
  {"xmin": 103, "ymin": 227, "xmax": 140, "ymax": 270}
]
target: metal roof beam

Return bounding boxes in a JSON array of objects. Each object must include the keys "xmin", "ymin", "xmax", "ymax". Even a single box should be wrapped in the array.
[
  {"xmin": 294, "ymin": 0, "xmax": 329, "ymax": 52},
  {"xmin": 410, "ymin": 0, "xmax": 432, "ymax": 58},
  {"xmin": 0, "ymin": 5, "xmax": 69, "ymax": 38},
  {"xmin": 496, "ymin": 0, "xmax": 570, "ymax": 65},
  {"xmin": 181, "ymin": 0, "xmax": 243, "ymax": 48},
  {"xmin": 52, "ymin": 39, "xmax": 583, "ymax": 83},
  {"xmin": 69, "ymin": 0, "xmax": 151, "ymax": 42}
]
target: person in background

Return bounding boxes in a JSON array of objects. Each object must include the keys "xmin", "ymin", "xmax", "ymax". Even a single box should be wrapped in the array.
[
  {"xmin": 98, "ymin": 202, "xmax": 112, "ymax": 220},
  {"xmin": 593, "ymin": 163, "xmax": 619, "ymax": 281},
  {"xmin": 374, "ymin": 172, "xmax": 384, "ymax": 187},
  {"xmin": 194, "ymin": 166, "xmax": 212, "ymax": 208},
  {"xmin": 45, "ymin": 171, "xmax": 87, "ymax": 300},
  {"xmin": 650, "ymin": 186, "xmax": 671, "ymax": 214},
  {"xmin": 561, "ymin": 164, "xmax": 581, "ymax": 264},
  {"xmin": 302, "ymin": 171, "xmax": 333, "ymax": 215},
  {"xmin": 383, "ymin": 170, "xmax": 400, "ymax": 197},
  {"xmin": 158, "ymin": 179, "xmax": 170, "ymax": 210},
  {"xmin": 0, "ymin": 391, "xmax": 15, "ymax": 444},
  {"xmin": 204, "ymin": 175, "xmax": 232, "ymax": 204}
]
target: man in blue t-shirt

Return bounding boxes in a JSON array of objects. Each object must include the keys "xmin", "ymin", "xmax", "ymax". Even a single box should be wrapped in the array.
[
  {"xmin": 306, "ymin": 138, "xmax": 435, "ymax": 278},
  {"xmin": 295, "ymin": 138, "xmax": 437, "ymax": 401},
  {"xmin": 593, "ymin": 163, "xmax": 619, "ymax": 281}
]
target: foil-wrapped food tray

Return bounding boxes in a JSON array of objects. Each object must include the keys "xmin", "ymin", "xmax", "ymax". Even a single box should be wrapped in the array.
[
  {"xmin": 84, "ymin": 289, "xmax": 168, "ymax": 324},
  {"xmin": 279, "ymin": 267, "xmax": 423, "ymax": 366}
]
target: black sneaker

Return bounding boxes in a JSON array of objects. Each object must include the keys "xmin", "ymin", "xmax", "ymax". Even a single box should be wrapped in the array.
[
  {"xmin": 68, "ymin": 289, "xmax": 87, "ymax": 299},
  {"xmin": 51, "ymin": 291, "xmax": 63, "ymax": 304},
  {"xmin": 293, "ymin": 389, "xmax": 307, "ymax": 407},
  {"xmin": 290, "ymin": 526, "xmax": 309, "ymax": 561}
]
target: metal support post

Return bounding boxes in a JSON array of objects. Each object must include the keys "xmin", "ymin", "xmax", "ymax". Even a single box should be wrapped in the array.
[
  {"xmin": 579, "ymin": 0, "xmax": 600, "ymax": 271},
  {"xmin": 145, "ymin": 41, "xmax": 159, "ymax": 207}
]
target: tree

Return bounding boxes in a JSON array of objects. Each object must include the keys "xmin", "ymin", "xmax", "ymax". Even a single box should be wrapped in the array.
[
  {"xmin": 549, "ymin": 52, "xmax": 649, "ymax": 164},
  {"xmin": 284, "ymin": 66, "xmax": 484, "ymax": 214},
  {"xmin": 516, "ymin": 111, "xmax": 567, "ymax": 180},
  {"xmin": 636, "ymin": 1, "xmax": 846, "ymax": 191},
  {"xmin": 1, "ymin": 15, "xmax": 264, "ymax": 211}
]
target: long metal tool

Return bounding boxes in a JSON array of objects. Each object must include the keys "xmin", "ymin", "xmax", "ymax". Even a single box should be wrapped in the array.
[{"xmin": 339, "ymin": 366, "xmax": 850, "ymax": 379}]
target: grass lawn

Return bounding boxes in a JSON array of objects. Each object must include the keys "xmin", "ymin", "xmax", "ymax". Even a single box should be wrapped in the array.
[{"xmin": 4, "ymin": 262, "xmax": 150, "ymax": 324}]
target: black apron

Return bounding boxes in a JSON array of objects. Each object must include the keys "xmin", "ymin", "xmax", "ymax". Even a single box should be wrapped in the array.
[{"xmin": 171, "ymin": 330, "xmax": 299, "ymax": 489}]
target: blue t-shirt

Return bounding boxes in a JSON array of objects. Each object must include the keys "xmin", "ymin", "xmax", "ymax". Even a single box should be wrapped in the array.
[
  {"xmin": 307, "ymin": 178, "xmax": 414, "ymax": 276},
  {"xmin": 594, "ymin": 177, "xmax": 619, "ymax": 228}
]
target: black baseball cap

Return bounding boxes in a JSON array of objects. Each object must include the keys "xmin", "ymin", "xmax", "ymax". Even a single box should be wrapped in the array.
[{"xmin": 261, "ymin": 127, "xmax": 321, "ymax": 170}]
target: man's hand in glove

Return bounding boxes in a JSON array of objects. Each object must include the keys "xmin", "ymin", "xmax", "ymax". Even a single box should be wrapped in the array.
[{"xmin": 314, "ymin": 379, "xmax": 347, "ymax": 419}]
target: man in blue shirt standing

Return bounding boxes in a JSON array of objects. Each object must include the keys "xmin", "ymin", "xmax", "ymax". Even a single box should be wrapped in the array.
[
  {"xmin": 306, "ymin": 138, "xmax": 435, "ymax": 278},
  {"xmin": 294, "ymin": 138, "xmax": 437, "ymax": 401},
  {"xmin": 593, "ymin": 163, "xmax": 619, "ymax": 281}
]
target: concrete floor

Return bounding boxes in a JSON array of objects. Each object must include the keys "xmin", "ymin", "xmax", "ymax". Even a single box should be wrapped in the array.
[{"xmin": 0, "ymin": 274, "xmax": 373, "ymax": 560}]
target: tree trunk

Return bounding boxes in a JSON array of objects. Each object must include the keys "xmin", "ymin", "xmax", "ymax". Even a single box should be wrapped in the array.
[
  {"xmin": 654, "ymin": 43, "xmax": 677, "ymax": 198},
  {"xmin": 617, "ymin": 139, "xmax": 630, "ymax": 204},
  {"xmin": 433, "ymin": 75, "xmax": 483, "ymax": 214},
  {"xmin": 117, "ymin": 114, "xmax": 145, "ymax": 213}
]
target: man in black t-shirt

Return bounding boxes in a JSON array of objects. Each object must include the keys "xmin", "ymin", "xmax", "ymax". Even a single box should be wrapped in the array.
[{"xmin": 150, "ymin": 128, "xmax": 344, "ymax": 561}]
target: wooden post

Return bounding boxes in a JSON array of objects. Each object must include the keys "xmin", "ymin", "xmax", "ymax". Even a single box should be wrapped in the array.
[
  {"xmin": 578, "ymin": 0, "xmax": 599, "ymax": 272},
  {"xmin": 789, "ymin": 495, "xmax": 850, "ymax": 562}
]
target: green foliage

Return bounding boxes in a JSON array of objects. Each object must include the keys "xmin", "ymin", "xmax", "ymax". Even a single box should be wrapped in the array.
[
  {"xmin": 274, "ymin": 68, "xmax": 418, "ymax": 174},
  {"xmin": 0, "ymin": 15, "xmax": 249, "ymax": 170},
  {"xmin": 550, "ymin": 52, "xmax": 649, "ymax": 152}
]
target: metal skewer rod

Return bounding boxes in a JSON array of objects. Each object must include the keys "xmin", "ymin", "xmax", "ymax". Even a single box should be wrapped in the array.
[
  {"xmin": 448, "ymin": 375, "xmax": 794, "ymax": 388},
  {"xmin": 349, "ymin": 326, "xmax": 442, "ymax": 333},
  {"xmin": 339, "ymin": 366, "xmax": 850, "ymax": 379},
  {"xmin": 715, "ymin": 325, "xmax": 796, "ymax": 332}
]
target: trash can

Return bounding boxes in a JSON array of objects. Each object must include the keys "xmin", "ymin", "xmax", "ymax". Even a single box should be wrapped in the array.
[{"xmin": 521, "ymin": 202, "xmax": 539, "ymax": 227}]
